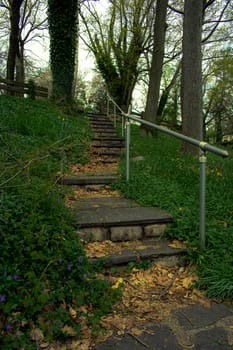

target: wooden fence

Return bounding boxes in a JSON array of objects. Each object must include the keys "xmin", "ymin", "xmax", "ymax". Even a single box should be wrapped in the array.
[{"xmin": 0, "ymin": 78, "xmax": 48, "ymax": 98}]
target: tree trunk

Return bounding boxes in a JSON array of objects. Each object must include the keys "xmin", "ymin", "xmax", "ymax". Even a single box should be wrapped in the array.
[
  {"xmin": 7, "ymin": 0, "xmax": 23, "ymax": 83},
  {"xmin": 157, "ymin": 62, "xmax": 181, "ymax": 123},
  {"xmin": 181, "ymin": 0, "xmax": 203, "ymax": 155},
  {"xmin": 143, "ymin": 0, "xmax": 168, "ymax": 129},
  {"xmin": 48, "ymin": 0, "xmax": 78, "ymax": 102}
]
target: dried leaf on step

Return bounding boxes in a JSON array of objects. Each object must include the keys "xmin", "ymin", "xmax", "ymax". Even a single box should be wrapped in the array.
[
  {"xmin": 169, "ymin": 240, "xmax": 186, "ymax": 249},
  {"xmin": 130, "ymin": 327, "xmax": 143, "ymax": 336}
]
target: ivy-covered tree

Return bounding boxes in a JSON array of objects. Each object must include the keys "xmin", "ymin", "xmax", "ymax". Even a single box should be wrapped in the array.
[{"xmin": 48, "ymin": 0, "xmax": 78, "ymax": 101}]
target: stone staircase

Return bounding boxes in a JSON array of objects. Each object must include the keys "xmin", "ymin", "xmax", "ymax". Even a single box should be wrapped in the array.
[
  {"xmin": 60, "ymin": 112, "xmax": 186, "ymax": 267},
  {"xmin": 88, "ymin": 112, "xmax": 125, "ymax": 163}
]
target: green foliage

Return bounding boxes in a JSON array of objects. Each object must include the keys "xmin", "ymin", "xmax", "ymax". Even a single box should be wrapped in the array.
[
  {"xmin": 0, "ymin": 95, "xmax": 120, "ymax": 347},
  {"xmin": 48, "ymin": 0, "xmax": 78, "ymax": 101},
  {"xmin": 204, "ymin": 49, "xmax": 233, "ymax": 141},
  {"xmin": 113, "ymin": 125, "xmax": 233, "ymax": 298},
  {"xmin": 81, "ymin": 0, "xmax": 152, "ymax": 111}
]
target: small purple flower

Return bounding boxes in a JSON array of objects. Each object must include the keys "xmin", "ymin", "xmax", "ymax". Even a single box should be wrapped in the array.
[
  {"xmin": 13, "ymin": 273, "xmax": 19, "ymax": 280},
  {"xmin": 5, "ymin": 323, "xmax": 12, "ymax": 332},
  {"xmin": 0, "ymin": 294, "xmax": 6, "ymax": 303},
  {"xmin": 67, "ymin": 264, "xmax": 73, "ymax": 271},
  {"xmin": 57, "ymin": 258, "xmax": 63, "ymax": 264}
]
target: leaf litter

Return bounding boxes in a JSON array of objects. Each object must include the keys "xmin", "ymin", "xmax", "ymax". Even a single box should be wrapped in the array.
[{"xmin": 48, "ymin": 156, "xmax": 212, "ymax": 349}]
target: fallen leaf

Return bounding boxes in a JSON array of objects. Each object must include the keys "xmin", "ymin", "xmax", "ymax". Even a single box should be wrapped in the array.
[
  {"xmin": 130, "ymin": 327, "xmax": 143, "ymax": 336},
  {"xmin": 30, "ymin": 328, "xmax": 44, "ymax": 342},
  {"xmin": 112, "ymin": 277, "xmax": 124, "ymax": 289},
  {"xmin": 61, "ymin": 325, "xmax": 77, "ymax": 336},
  {"xmin": 182, "ymin": 276, "xmax": 196, "ymax": 289},
  {"xmin": 169, "ymin": 240, "xmax": 186, "ymax": 249}
]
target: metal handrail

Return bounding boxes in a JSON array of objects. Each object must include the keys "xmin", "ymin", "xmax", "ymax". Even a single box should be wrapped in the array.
[{"xmin": 107, "ymin": 94, "xmax": 229, "ymax": 249}]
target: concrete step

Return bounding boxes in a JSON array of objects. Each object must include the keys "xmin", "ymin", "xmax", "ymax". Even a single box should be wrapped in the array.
[
  {"xmin": 94, "ymin": 156, "xmax": 120, "ymax": 163},
  {"xmin": 87, "ymin": 114, "xmax": 111, "ymax": 122},
  {"xmin": 93, "ymin": 137, "xmax": 124, "ymax": 143},
  {"xmin": 92, "ymin": 148, "xmax": 122, "ymax": 156},
  {"xmin": 89, "ymin": 121, "xmax": 114, "ymax": 127},
  {"xmin": 88, "ymin": 240, "xmax": 186, "ymax": 267},
  {"xmin": 93, "ymin": 129, "xmax": 117, "ymax": 134},
  {"xmin": 92, "ymin": 142, "xmax": 124, "ymax": 149},
  {"xmin": 59, "ymin": 175, "xmax": 119, "ymax": 186},
  {"xmin": 73, "ymin": 197, "xmax": 173, "ymax": 242}
]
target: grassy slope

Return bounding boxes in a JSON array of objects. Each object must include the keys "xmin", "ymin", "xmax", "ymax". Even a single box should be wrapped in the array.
[
  {"xmin": 114, "ymin": 125, "xmax": 233, "ymax": 298},
  {"xmin": 0, "ymin": 95, "xmax": 120, "ymax": 348}
]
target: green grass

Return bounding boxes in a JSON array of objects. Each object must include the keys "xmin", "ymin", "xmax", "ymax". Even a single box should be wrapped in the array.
[
  {"xmin": 0, "ymin": 95, "xmax": 121, "ymax": 349},
  {"xmin": 114, "ymin": 125, "xmax": 233, "ymax": 299}
]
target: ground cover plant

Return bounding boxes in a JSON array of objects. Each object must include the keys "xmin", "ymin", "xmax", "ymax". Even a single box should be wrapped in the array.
[
  {"xmin": 0, "ymin": 95, "xmax": 121, "ymax": 349},
  {"xmin": 114, "ymin": 125, "xmax": 233, "ymax": 299}
]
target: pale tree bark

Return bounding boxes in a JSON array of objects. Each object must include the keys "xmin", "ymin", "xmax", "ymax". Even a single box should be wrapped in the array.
[
  {"xmin": 143, "ymin": 0, "xmax": 168, "ymax": 129},
  {"xmin": 181, "ymin": 0, "xmax": 204, "ymax": 155}
]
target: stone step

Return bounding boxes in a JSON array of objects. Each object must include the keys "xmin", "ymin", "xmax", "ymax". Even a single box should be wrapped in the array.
[
  {"xmin": 94, "ymin": 156, "xmax": 120, "ymax": 163},
  {"xmin": 93, "ymin": 136, "xmax": 124, "ymax": 141},
  {"xmin": 73, "ymin": 197, "xmax": 173, "ymax": 242},
  {"xmin": 93, "ymin": 129, "xmax": 117, "ymax": 134},
  {"xmin": 92, "ymin": 142, "xmax": 124, "ymax": 149},
  {"xmin": 92, "ymin": 148, "xmax": 122, "ymax": 156},
  {"xmin": 87, "ymin": 115, "xmax": 111, "ymax": 122},
  {"xmin": 87, "ymin": 240, "xmax": 186, "ymax": 267},
  {"xmin": 89, "ymin": 121, "xmax": 114, "ymax": 127},
  {"xmin": 75, "ymin": 206, "xmax": 172, "ymax": 228},
  {"xmin": 59, "ymin": 175, "xmax": 119, "ymax": 186}
]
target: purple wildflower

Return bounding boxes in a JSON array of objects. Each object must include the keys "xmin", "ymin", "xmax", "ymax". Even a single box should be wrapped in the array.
[
  {"xmin": 13, "ymin": 273, "xmax": 19, "ymax": 280},
  {"xmin": 67, "ymin": 264, "xmax": 73, "ymax": 271},
  {"xmin": 57, "ymin": 258, "xmax": 63, "ymax": 264},
  {"xmin": 5, "ymin": 323, "xmax": 12, "ymax": 332},
  {"xmin": 0, "ymin": 294, "xmax": 6, "ymax": 302}
]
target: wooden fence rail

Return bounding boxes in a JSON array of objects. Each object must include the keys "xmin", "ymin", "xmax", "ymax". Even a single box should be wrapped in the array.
[{"xmin": 0, "ymin": 78, "xmax": 48, "ymax": 98}]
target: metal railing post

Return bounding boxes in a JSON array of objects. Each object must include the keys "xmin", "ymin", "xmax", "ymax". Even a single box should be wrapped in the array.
[
  {"xmin": 114, "ymin": 104, "xmax": 117, "ymax": 128},
  {"xmin": 199, "ymin": 150, "xmax": 207, "ymax": 249},
  {"xmin": 121, "ymin": 115, "xmax": 124, "ymax": 137},
  {"xmin": 107, "ymin": 96, "xmax": 110, "ymax": 118},
  {"xmin": 126, "ymin": 119, "xmax": 131, "ymax": 181}
]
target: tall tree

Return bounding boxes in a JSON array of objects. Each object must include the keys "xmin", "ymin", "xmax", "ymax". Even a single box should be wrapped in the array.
[
  {"xmin": 181, "ymin": 0, "xmax": 203, "ymax": 155},
  {"xmin": 80, "ymin": 0, "xmax": 155, "ymax": 112},
  {"xmin": 6, "ymin": 0, "xmax": 23, "ymax": 81},
  {"xmin": 1, "ymin": 0, "xmax": 47, "ymax": 83},
  {"xmin": 143, "ymin": 0, "xmax": 168, "ymax": 127},
  {"xmin": 17, "ymin": 0, "xmax": 47, "ymax": 83},
  {"xmin": 48, "ymin": 0, "xmax": 78, "ymax": 102}
]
